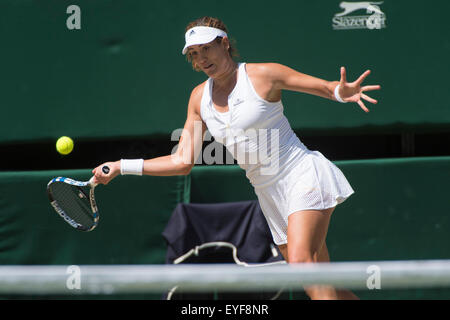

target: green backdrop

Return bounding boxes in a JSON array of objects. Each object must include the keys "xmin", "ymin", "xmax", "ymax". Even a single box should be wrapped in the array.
[
  {"xmin": 0, "ymin": 170, "xmax": 189, "ymax": 266},
  {"xmin": 1, "ymin": 0, "xmax": 449, "ymax": 144}
]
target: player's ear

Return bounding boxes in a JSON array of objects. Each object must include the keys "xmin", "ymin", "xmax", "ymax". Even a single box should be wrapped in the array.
[{"xmin": 219, "ymin": 36, "xmax": 230, "ymax": 52}]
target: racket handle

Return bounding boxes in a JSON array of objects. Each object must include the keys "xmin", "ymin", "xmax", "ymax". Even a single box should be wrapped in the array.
[
  {"xmin": 89, "ymin": 176, "xmax": 97, "ymax": 185},
  {"xmin": 89, "ymin": 166, "xmax": 110, "ymax": 187}
]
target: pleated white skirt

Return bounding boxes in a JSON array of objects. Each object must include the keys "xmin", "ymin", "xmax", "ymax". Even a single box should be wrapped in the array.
[{"xmin": 254, "ymin": 150, "xmax": 354, "ymax": 245}]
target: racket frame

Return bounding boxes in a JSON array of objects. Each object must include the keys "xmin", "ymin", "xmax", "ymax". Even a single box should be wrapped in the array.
[{"xmin": 47, "ymin": 177, "xmax": 99, "ymax": 232}]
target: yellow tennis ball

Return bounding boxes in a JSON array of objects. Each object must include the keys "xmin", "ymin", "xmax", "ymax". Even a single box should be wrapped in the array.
[{"xmin": 56, "ymin": 136, "xmax": 74, "ymax": 155}]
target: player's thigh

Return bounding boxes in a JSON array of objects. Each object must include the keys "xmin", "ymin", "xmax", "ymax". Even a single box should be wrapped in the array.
[{"xmin": 287, "ymin": 207, "xmax": 334, "ymax": 262}]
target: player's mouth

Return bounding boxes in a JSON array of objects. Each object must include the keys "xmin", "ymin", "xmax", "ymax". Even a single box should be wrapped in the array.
[{"xmin": 204, "ymin": 64, "xmax": 213, "ymax": 70}]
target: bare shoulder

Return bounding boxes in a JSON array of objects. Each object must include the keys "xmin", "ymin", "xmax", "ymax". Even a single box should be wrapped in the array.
[
  {"xmin": 246, "ymin": 63, "xmax": 287, "ymax": 79},
  {"xmin": 245, "ymin": 63, "xmax": 287, "ymax": 102},
  {"xmin": 188, "ymin": 81, "xmax": 207, "ymax": 115}
]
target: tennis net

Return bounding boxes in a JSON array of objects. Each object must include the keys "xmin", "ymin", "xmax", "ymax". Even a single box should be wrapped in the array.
[{"xmin": 1, "ymin": 260, "xmax": 450, "ymax": 295}]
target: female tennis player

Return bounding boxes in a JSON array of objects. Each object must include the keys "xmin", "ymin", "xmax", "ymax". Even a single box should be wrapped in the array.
[{"xmin": 92, "ymin": 16, "xmax": 380, "ymax": 300}]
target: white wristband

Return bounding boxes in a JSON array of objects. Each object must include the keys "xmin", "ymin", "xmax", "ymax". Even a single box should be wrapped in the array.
[
  {"xmin": 120, "ymin": 159, "xmax": 144, "ymax": 176},
  {"xmin": 334, "ymin": 84, "xmax": 347, "ymax": 103}
]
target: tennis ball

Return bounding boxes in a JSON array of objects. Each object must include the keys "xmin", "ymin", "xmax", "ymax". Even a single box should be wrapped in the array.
[{"xmin": 56, "ymin": 136, "xmax": 74, "ymax": 155}]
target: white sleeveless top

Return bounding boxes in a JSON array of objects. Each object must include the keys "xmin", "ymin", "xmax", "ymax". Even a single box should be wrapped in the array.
[{"xmin": 200, "ymin": 62, "xmax": 310, "ymax": 189}]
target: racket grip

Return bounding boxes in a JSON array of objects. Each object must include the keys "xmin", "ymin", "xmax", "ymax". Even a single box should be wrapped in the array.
[
  {"xmin": 102, "ymin": 166, "xmax": 110, "ymax": 174},
  {"xmin": 89, "ymin": 176, "xmax": 97, "ymax": 187}
]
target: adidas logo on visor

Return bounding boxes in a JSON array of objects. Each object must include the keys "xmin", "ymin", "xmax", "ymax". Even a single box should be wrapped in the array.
[{"xmin": 189, "ymin": 30, "xmax": 196, "ymax": 36}]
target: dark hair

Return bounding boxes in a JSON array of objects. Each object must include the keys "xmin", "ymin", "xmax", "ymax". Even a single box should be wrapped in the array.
[{"xmin": 185, "ymin": 16, "xmax": 239, "ymax": 71}]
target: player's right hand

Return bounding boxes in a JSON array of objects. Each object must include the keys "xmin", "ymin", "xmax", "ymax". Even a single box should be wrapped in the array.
[{"xmin": 92, "ymin": 161, "xmax": 120, "ymax": 185}]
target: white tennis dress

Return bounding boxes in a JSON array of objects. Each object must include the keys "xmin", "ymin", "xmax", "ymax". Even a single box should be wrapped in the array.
[{"xmin": 200, "ymin": 63, "xmax": 354, "ymax": 245}]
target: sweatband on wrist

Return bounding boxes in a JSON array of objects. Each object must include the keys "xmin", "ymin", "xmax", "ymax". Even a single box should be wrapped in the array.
[
  {"xmin": 334, "ymin": 84, "xmax": 347, "ymax": 103},
  {"xmin": 120, "ymin": 159, "xmax": 144, "ymax": 176}
]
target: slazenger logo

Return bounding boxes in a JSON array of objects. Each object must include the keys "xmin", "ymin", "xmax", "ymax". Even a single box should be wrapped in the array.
[{"xmin": 332, "ymin": 1, "xmax": 386, "ymax": 30}]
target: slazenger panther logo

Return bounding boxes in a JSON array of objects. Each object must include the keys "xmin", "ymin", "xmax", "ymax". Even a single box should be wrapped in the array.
[
  {"xmin": 336, "ymin": 1, "xmax": 384, "ymax": 16},
  {"xmin": 332, "ymin": 1, "xmax": 386, "ymax": 30}
]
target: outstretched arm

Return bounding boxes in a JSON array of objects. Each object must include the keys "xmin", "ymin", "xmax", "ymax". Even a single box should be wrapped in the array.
[
  {"xmin": 92, "ymin": 84, "xmax": 207, "ymax": 184},
  {"xmin": 266, "ymin": 63, "xmax": 381, "ymax": 112}
]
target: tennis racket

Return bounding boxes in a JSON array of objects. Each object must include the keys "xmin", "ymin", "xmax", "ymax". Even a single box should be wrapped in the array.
[{"xmin": 47, "ymin": 166, "xmax": 110, "ymax": 232}]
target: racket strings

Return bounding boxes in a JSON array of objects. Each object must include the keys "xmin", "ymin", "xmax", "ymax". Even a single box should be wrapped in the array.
[{"xmin": 49, "ymin": 183, "xmax": 95, "ymax": 229}]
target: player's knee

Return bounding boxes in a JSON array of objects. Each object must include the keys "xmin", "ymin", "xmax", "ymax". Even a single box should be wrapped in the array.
[{"xmin": 288, "ymin": 250, "xmax": 317, "ymax": 264}]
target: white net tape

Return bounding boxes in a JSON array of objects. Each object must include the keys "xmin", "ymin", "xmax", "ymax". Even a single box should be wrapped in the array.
[{"xmin": 1, "ymin": 260, "xmax": 450, "ymax": 295}]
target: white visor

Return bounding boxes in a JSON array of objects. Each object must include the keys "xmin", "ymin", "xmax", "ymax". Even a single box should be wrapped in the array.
[{"xmin": 182, "ymin": 26, "xmax": 227, "ymax": 55}]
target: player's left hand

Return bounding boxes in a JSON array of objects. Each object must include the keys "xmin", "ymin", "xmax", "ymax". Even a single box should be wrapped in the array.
[{"xmin": 338, "ymin": 66, "xmax": 381, "ymax": 112}]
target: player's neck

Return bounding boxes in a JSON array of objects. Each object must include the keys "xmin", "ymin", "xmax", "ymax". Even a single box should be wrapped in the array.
[{"xmin": 213, "ymin": 61, "xmax": 238, "ymax": 90}]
